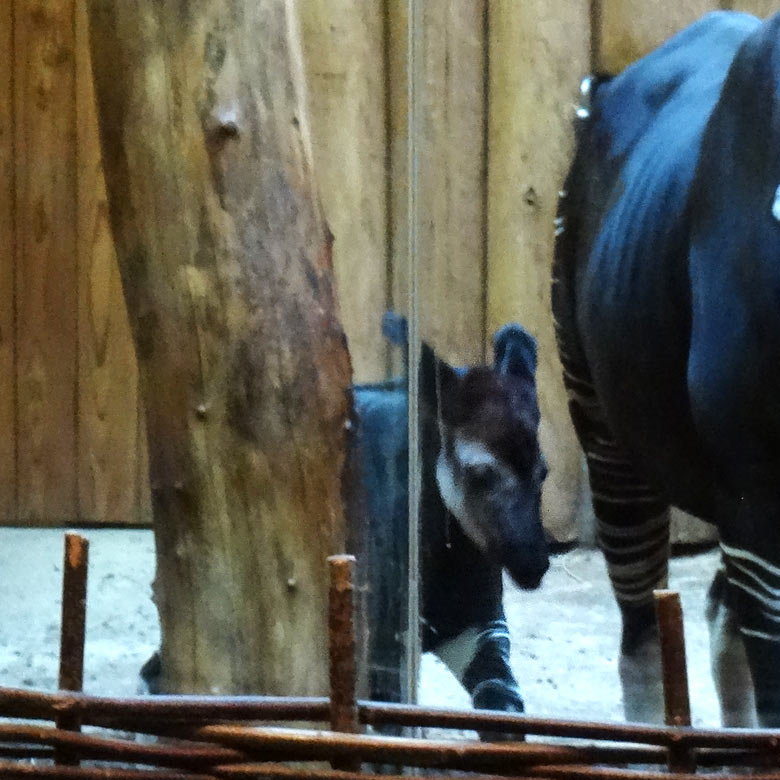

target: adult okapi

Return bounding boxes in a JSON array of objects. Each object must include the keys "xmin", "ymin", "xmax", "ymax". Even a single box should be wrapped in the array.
[{"xmin": 554, "ymin": 10, "xmax": 780, "ymax": 727}]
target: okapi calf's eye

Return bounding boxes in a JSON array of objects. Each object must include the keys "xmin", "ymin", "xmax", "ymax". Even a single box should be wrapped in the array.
[{"xmin": 465, "ymin": 462, "xmax": 502, "ymax": 493}]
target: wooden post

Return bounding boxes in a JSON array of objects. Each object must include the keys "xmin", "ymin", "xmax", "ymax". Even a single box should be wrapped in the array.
[
  {"xmin": 328, "ymin": 555, "xmax": 358, "ymax": 735},
  {"xmin": 654, "ymin": 589, "xmax": 695, "ymax": 773},
  {"xmin": 0, "ymin": 3, "xmax": 14, "ymax": 523},
  {"xmin": 328, "ymin": 555, "xmax": 359, "ymax": 771},
  {"xmin": 56, "ymin": 532, "xmax": 89, "ymax": 765},
  {"xmin": 86, "ymin": 0, "xmax": 355, "ymax": 696}
]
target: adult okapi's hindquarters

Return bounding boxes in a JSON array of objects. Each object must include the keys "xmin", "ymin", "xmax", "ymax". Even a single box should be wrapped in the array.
[
  {"xmin": 552, "ymin": 11, "xmax": 779, "ymax": 725},
  {"xmin": 685, "ymin": 10, "xmax": 780, "ymax": 727}
]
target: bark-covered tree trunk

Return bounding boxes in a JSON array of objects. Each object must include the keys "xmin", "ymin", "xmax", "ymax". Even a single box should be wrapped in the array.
[{"xmin": 86, "ymin": 0, "xmax": 354, "ymax": 695}]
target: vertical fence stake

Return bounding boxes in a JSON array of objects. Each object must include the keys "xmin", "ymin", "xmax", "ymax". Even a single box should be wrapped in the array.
[
  {"xmin": 654, "ymin": 589, "xmax": 695, "ymax": 774},
  {"xmin": 328, "ymin": 554, "xmax": 359, "ymax": 771},
  {"xmin": 56, "ymin": 532, "xmax": 89, "ymax": 766}
]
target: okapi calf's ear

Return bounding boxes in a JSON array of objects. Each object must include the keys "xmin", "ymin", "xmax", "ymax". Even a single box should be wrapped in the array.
[
  {"xmin": 381, "ymin": 310, "xmax": 460, "ymax": 413},
  {"xmin": 493, "ymin": 323, "xmax": 537, "ymax": 382}
]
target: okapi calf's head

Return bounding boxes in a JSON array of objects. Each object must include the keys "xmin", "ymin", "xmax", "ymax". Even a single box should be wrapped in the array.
[
  {"xmin": 433, "ymin": 325, "xmax": 549, "ymax": 589},
  {"xmin": 384, "ymin": 312, "xmax": 550, "ymax": 590}
]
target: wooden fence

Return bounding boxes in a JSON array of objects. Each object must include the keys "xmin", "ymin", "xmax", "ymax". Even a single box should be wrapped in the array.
[
  {"xmin": 2, "ymin": 536, "xmax": 779, "ymax": 778},
  {"xmin": 1, "ymin": 0, "xmax": 776, "ymax": 528}
]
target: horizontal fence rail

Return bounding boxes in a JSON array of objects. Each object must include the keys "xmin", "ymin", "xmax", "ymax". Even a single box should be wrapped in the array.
[
  {"xmin": 4, "ymin": 685, "xmax": 780, "ymax": 753},
  {"xmin": 1, "ymin": 686, "xmax": 780, "ymax": 779}
]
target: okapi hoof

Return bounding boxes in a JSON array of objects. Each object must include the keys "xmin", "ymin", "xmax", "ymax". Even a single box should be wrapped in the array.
[
  {"xmin": 471, "ymin": 679, "xmax": 525, "ymax": 742},
  {"xmin": 138, "ymin": 650, "xmax": 162, "ymax": 695}
]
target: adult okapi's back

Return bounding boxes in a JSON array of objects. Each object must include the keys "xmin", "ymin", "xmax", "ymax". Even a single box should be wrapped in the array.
[{"xmin": 553, "ymin": 10, "xmax": 780, "ymax": 727}]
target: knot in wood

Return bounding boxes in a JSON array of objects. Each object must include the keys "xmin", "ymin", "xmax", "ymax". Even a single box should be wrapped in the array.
[{"xmin": 208, "ymin": 110, "xmax": 241, "ymax": 143}]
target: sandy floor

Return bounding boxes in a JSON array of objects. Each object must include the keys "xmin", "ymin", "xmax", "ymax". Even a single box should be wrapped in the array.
[{"xmin": 0, "ymin": 528, "xmax": 721, "ymax": 727}]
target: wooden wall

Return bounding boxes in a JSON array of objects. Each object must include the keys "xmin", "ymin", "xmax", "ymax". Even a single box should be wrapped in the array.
[
  {"xmin": 2, "ymin": 0, "xmax": 777, "ymax": 529},
  {"xmin": 1, "ymin": 0, "xmax": 149, "ymax": 526}
]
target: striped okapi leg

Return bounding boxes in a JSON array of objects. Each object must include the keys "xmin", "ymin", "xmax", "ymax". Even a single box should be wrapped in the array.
[
  {"xmin": 561, "ymin": 355, "xmax": 670, "ymax": 723},
  {"xmin": 705, "ymin": 562, "xmax": 757, "ymax": 727},
  {"xmin": 552, "ymin": 165, "xmax": 669, "ymax": 723},
  {"xmin": 718, "ymin": 521, "xmax": 780, "ymax": 727},
  {"xmin": 435, "ymin": 618, "xmax": 524, "ymax": 740}
]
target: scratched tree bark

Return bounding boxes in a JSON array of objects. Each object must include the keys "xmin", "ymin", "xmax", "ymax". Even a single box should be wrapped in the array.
[{"xmin": 86, "ymin": 0, "xmax": 355, "ymax": 695}]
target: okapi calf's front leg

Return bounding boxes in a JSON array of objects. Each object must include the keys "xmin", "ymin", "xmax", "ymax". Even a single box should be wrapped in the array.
[{"xmin": 434, "ymin": 616, "xmax": 525, "ymax": 740}]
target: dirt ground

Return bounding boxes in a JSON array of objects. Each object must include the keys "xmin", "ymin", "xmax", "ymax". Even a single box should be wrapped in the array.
[{"xmin": 0, "ymin": 528, "xmax": 721, "ymax": 728}]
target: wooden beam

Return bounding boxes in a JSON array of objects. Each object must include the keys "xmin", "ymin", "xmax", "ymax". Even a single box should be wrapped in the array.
[
  {"xmin": 0, "ymin": 1, "xmax": 16, "ymax": 522},
  {"xmin": 417, "ymin": 1, "xmax": 488, "ymax": 366},
  {"xmin": 487, "ymin": 0, "xmax": 589, "ymax": 542},
  {"xmin": 387, "ymin": 0, "xmax": 409, "ymax": 371},
  {"xmin": 387, "ymin": 1, "xmax": 488, "ymax": 367},
  {"xmin": 14, "ymin": 0, "xmax": 79, "ymax": 524}
]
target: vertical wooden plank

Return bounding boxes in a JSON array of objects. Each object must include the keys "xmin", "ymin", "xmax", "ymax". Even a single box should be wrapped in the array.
[
  {"xmin": 598, "ymin": 0, "xmax": 721, "ymax": 73},
  {"xmin": 15, "ymin": 0, "xmax": 79, "ymax": 524},
  {"xmin": 487, "ymin": 1, "xmax": 589, "ymax": 542},
  {"xmin": 389, "ymin": 1, "xmax": 486, "ymax": 367},
  {"xmin": 417, "ymin": 1, "xmax": 487, "ymax": 365},
  {"xmin": 388, "ymin": 0, "xmax": 409, "ymax": 356},
  {"xmin": 728, "ymin": 1, "xmax": 780, "ymax": 17},
  {"xmin": 299, "ymin": 0, "xmax": 388, "ymax": 383},
  {"xmin": 75, "ymin": 0, "xmax": 151, "ymax": 525},
  {"xmin": 0, "ymin": 2, "xmax": 17, "ymax": 522}
]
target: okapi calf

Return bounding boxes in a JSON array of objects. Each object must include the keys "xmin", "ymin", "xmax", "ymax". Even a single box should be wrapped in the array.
[{"xmin": 355, "ymin": 313, "xmax": 549, "ymax": 733}]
